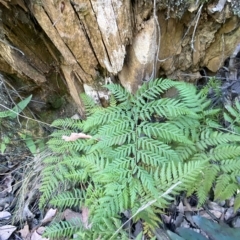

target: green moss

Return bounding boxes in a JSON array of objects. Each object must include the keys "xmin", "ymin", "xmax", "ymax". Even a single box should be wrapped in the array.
[{"xmin": 47, "ymin": 95, "xmax": 66, "ymax": 109}]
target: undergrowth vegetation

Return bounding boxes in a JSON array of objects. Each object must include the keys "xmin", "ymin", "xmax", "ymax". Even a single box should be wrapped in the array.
[
  {"xmin": 0, "ymin": 95, "xmax": 40, "ymax": 155},
  {"xmin": 40, "ymin": 78, "xmax": 240, "ymax": 239}
]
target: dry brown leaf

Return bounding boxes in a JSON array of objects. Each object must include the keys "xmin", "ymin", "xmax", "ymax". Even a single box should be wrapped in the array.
[
  {"xmin": 23, "ymin": 205, "xmax": 35, "ymax": 220},
  {"xmin": 41, "ymin": 208, "xmax": 57, "ymax": 224},
  {"xmin": 0, "ymin": 0, "xmax": 10, "ymax": 8},
  {"xmin": 0, "ymin": 225, "xmax": 16, "ymax": 240},
  {"xmin": 31, "ymin": 230, "xmax": 49, "ymax": 240},
  {"xmin": 63, "ymin": 209, "xmax": 89, "ymax": 228},
  {"xmin": 199, "ymin": 209, "xmax": 222, "ymax": 219},
  {"xmin": 62, "ymin": 133, "xmax": 92, "ymax": 141},
  {"xmin": 199, "ymin": 210, "xmax": 212, "ymax": 219},
  {"xmin": 229, "ymin": 197, "xmax": 235, "ymax": 207},
  {"xmin": 0, "ymin": 210, "xmax": 11, "ymax": 220},
  {"xmin": 18, "ymin": 224, "xmax": 30, "ymax": 239},
  {"xmin": 81, "ymin": 206, "xmax": 90, "ymax": 229},
  {"xmin": 174, "ymin": 201, "xmax": 185, "ymax": 228},
  {"xmin": 161, "ymin": 214, "xmax": 171, "ymax": 224},
  {"xmin": 208, "ymin": 201, "xmax": 225, "ymax": 213},
  {"xmin": 36, "ymin": 227, "xmax": 46, "ymax": 235},
  {"xmin": 183, "ymin": 198, "xmax": 192, "ymax": 212},
  {"xmin": 178, "ymin": 201, "xmax": 184, "ymax": 214},
  {"xmin": 0, "ymin": 196, "xmax": 13, "ymax": 210},
  {"xmin": 3, "ymin": 175, "xmax": 13, "ymax": 193},
  {"xmin": 63, "ymin": 207, "xmax": 92, "ymax": 229},
  {"xmin": 224, "ymin": 207, "xmax": 235, "ymax": 221},
  {"xmin": 63, "ymin": 209, "xmax": 81, "ymax": 222},
  {"xmin": 210, "ymin": 210, "xmax": 223, "ymax": 219},
  {"xmin": 176, "ymin": 206, "xmax": 202, "ymax": 212}
]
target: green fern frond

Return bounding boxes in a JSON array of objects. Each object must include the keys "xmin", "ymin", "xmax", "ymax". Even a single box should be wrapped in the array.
[
  {"xmin": 215, "ymin": 174, "xmax": 239, "ymax": 201},
  {"xmin": 41, "ymin": 78, "xmax": 240, "ymax": 238},
  {"xmin": 174, "ymin": 81, "xmax": 201, "ymax": 109},
  {"xmin": 74, "ymin": 153, "xmax": 108, "ymax": 175},
  {"xmin": 65, "ymin": 169, "xmax": 88, "ymax": 181},
  {"xmin": 94, "ymin": 194, "xmax": 122, "ymax": 219},
  {"xmin": 225, "ymin": 104, "xmax": 239, "ymax": 119},
  {"xmin": 137, "ymin": 208, "xmax": 161, "ymax": 231},
  {"xmin": 142, "ymin": 122, "xmax": 192, "ymax": 144},
  {"xmin": 219, "ymin": 182, "xmax": 239, "ymax": 200},
  {"xmin": 197, "ymin": 165, "xmax": 219, "ymax": 205},
  {"xmin": 175, "ymin": 144, "xmax": 197, "ymax": 161},
  {"xmin": 176, "ymin": 160, "xmax": 207, "ymax": 196},
  {"xmin": 196, "ymin": 131, "xmax": 240, "ymax": 150},
  {"xmin": 80, "ymin": 93, "xmax": 102, "ymax": 116},
  {"xmin": 105, "ymin": 84, "xmax": 131, "ymax": 102},
  {"xmin": 93, "ymin": 129, "xmax": 134, "ymax": 150},
  {"xmin": 75, "ymin": 217, "xmax": 128, "ymax": 240},
  {"xmin": 108, "ymin": 144, "xmax": 135, "ymax": 159},
  {"xmin": 140, "ymin": 98, "xmax": 197, "ymax": 120},
  {"xmin": 98, "ymin": 158, "xmax": 134, "ymax": 183},
  {"xmin": 44, "ymin": 220, "xmax": 81, "ymax": 239},
  {"xmin": 235, "ymin": 99, "xmax": 240, "ymax": 112},
  {"xmin": 97, "ymin": 117, "xmax": 133, "ymax": 136},
  {"xmin": 50, "ymin": 129, "xmax": 72, "ymax": 138},
  {"xmin": 50, "ymin": 189, "xmax": 85, "ymax": 209},
  {"xmin": 40, "ymin": 176, "xmax": 60, "ymax": 208},
  {"xmin": 201, "ymin": 108, "xmax": 220, "ymax": 117},
  {"xmin": 214, "ymin": 174, "xmax": 232, "ymax": 200},
  {"xmin": 204, "ymin": 118, "xmax": 222, "ymax": 128},
  {"xmin": 109, "ymin": 94, "xmax": 117, "ymax": 107},
  {"xmin": 47, "ymin": 137, "xmax": 70, "ymax": 152},
  {"xmin": 135, "ymin": 166, "xmax": 158, "ymax": 196},
  {"xmin": 137, "ymin": 137, "xmax": 178, "ymax": 161},
  {"xmin": 219, "ymin": 159, "xmax": 240, "ymax": 172},
  {"xmin": 224, "ymin": 112, "xmax": 238, "ymax": 130},
  {"xmin": 0, "ymin": 110, "xmax": 12, "ymax": 118},
  {"xmin": 64, "ymin": 139, "xmax": 91, "ymax": 152},
  {"xmin": 224, "ymin": 101, "xmax": 240, "ymax": 134},
  {"xmin": 51, "ymin": 118, "xmax": 83, "ymax": 129},
  {"xmin": 43, "ymin": 155, "xmax": 63, "ymax": 164},
  {"xmin": 129, "ymin": 179, "xmax": 142, "ymax": 207},
  {"xmin": 234, "ymin": 192, "xmax": 240, "ymax": 211},
  {"xmin": 199, "ymin": 98, "xmax": 212, "ymax": 111},
  {"xmin": 135, "ymin": 78, "xmax": 176, "ymax": 102},
  {"xmin": 209, "ymin": 145, "xmax": 240, "ymax": 160},
  {"xmin": 40, "ymin": 158, "xmax": 73, "ymax": 208},
  {"xmin": 83, "ymin": 106, "xmax": 127, "ymax": 132},
  {"xmin": 136, "ymin": 149, "xmax": 168, "ymax": 166},
  {"xmin": 170, "ymin": 115, "xmax": 200, "ymax": 129}
]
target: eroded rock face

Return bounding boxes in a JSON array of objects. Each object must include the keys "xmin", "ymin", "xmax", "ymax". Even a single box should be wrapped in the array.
[
  {"xmin": 204, "ymin": 16, "xmax": 240, "ymax": 72},
  {"xmin": 118, "ymin": 18, "xmax": 156, "ymax": 93},
  {"xmin": 157, "ymin": 2, "xmax": 240, "ymax": 81},
  {"xmin": 0, "ymin": 0, "xmax": 240, "ymax": 113}
]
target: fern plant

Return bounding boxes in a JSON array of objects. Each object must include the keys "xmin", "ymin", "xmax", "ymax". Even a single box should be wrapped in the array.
[
  {"xmin": 40, "ymin": 78, "xmax": 240, "ymax": 239},
  {"xmin": 0, "ymin": 95, "xmax": 33, "ymax": 153},
  {"xmin": 224, "ymin": 99, "xmax": 240, "ymax": 134}
]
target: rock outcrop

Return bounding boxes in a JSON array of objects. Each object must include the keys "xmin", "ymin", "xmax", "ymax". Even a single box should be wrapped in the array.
[{"xmin": 0, "ymin": 0, "xmax": 239, "ymax": 113}]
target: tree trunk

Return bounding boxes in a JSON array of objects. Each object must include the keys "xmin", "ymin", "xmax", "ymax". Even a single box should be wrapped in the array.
[{"xmin": 0, "ymin": 0, "xmax": 240, "ymax": 116}]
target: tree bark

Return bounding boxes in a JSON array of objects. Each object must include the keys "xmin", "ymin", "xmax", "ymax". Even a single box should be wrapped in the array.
[{"xmin": 0, "ymin": 0, "xmax": 240, "ymax": 115}]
